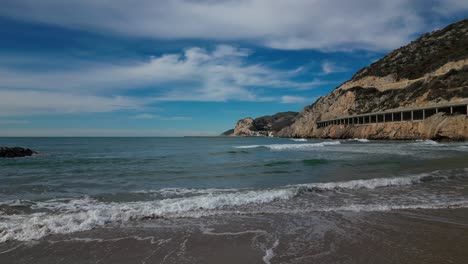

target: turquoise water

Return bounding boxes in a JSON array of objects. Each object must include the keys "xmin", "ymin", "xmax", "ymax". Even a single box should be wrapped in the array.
[{"xmin": 0, "ymin": 137, "xmax": 467, "ymax": 242}]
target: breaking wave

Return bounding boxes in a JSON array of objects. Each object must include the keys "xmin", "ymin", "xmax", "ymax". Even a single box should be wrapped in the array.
[
  {"xmin": 290, "ymin": 138, "xmax": 307, "ymax": 142},
  {"xmin": 235, "ymin": 141, "xmax": 341, "ymax": 150},
  {"xmin": 348, "ymin": 138, "xmax": 370, "ymax": 142},
  {"xmin": 0, "ymin": 188, "xmax": 297, "ymax": 242},
  {"xmin": 414, "ymin": 139, "xmax": 440, "ymax": 145},
  {"xmin": 0, "ymin": 170, "xmax": 466, "ymax": 242},
  {"xmin": 295, "ymin": 173, "xmax": 444, "ymax": 191}
]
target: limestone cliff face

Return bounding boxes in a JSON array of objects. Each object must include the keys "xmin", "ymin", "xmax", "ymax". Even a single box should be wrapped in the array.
[
  {"xmin": 233, "ymin": 117, "xmax": 256, "ymax": 136},
  {"xmin": 307, "ymin": 113, "xmax": 467, "ymax": 140},
  {"xmin": 277, "ymin": 19, "xmax": 468, "ymax": 140},
  {"xmin": 232, "ymin": 112, "xmax": 298, "ymax": 136}
]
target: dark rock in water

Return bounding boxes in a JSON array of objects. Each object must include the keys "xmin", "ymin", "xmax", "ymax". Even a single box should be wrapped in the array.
[{"xmin": 0, "ymin": 147, "xmax": 37, "ymax": 158}]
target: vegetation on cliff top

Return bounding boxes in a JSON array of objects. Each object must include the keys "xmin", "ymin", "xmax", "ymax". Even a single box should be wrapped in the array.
[
  {"xmin": 252, "ymin": 111, "xmax": 298, "ymax": 132},
  {"xmin": 352, "ymin": 19, "xmax": 468, "ymax": 81},
  {"xmin": 346, "ymin": 66, "xmax": 468, "ymax": 115}
]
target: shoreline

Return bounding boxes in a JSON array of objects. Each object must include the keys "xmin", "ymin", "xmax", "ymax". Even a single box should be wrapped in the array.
[{"xmin": 2, "ymin": 208, "xmax": 467, "ymax": 264}]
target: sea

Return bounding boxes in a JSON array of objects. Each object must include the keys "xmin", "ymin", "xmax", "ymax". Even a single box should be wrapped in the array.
[{"xmin": 0, "ymin": 137, "xmax": 467, "ymax": 263}]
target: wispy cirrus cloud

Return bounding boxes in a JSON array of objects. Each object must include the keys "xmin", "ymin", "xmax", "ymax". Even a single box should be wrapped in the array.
[
  {"xmin": 320, "ymin": 61, "xmax": 349, "ymax": 75},
  {"xmin": 134, "ymin": 114, "xmax": 192, "ymax": 121},
  {"xmin": 0, "ymin": 90, "xmax": 141, "ymax": 116},
  {"xmin": 280, "ymin": 95, "xmax": 315, "ymax": 104},
  {"xmin": 0, "ymin": 45, "xmax": 320, "ymax": 116},
  {"xmin": 1, "ymin": 0, "xmax": 466, "ymax": 51}
]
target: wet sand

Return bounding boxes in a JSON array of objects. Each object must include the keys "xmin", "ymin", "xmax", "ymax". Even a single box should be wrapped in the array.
[{"xmin": 1, "ymin": 208, "xmax": 467, "ymax": 264}]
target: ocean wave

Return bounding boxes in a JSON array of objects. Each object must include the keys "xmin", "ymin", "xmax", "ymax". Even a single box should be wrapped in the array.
[
  {"xmin": 0, "ymin": 170, "xmax": 465, "ymax": 242},
  {"xmin": 348, "ymin": 138, "xmax": 370, "ymax": 142},
  {"xmin": 290, "ymin": 138, "xmax": 307, "ymax": 142},
  {"xmin": 133, "ymin": 187, "xmax": 238, "ymax": 195},
  {"xmin": 235, "ymin": 141, "xmax": 341, "ymax": 150},
  {"xmin": 294, "ymin": 173, "xmax": 440, "ymax": 191},
  {"xmin": 128, "ymin": 172, "xmax": 459, "ymax": 197},
  {"xmin": 0, "ymin": 188, "xmax": 297, "ymax": 242},
  {"xmin": 414, "ymin": 139, "xmax": 439, "ymax": 145}
]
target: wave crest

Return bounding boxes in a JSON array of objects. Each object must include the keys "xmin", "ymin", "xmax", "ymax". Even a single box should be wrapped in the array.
[
  {"xmin": 235, "ymin": 141, "xmax": 341, "ymax": 150},
  {"xmin": 0, "ymin": 170, "xmax": 465, "ymax": 243}
]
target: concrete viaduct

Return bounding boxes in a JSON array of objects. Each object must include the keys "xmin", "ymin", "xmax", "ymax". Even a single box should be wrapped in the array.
[{"xmin": 316, "ymin": 101, "xmax": 468, "ymax": 128}]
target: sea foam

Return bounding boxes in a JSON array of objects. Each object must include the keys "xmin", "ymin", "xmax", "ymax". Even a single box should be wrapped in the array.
[
  {"xmin": 414, "ymin": 139, "xmax": 439, "ymax": 145},
  {"xmin": 0, "ymin": 170, "xmax": 465, "ymax": 243},
  {"xmin": 349, "ymin": 138, "xmax": 370, "ymax": 142},
  {"xmin": 0, "ymin": 188, "xmax": 297, "ymax": 242},
  {"xmin": 290, "ymin": 138, "xmax": 307, "ymax": 142},
  {"xmin": 295, "ymin": 173, "xmax": 438, "ymax": 191},
  {"xmin": 235, "ymin": 141, "xmax": 341, "ymax": 150}
]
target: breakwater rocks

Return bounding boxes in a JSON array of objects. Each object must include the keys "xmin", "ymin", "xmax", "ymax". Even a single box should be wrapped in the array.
[{"xmin": 0, "ymin": 147, "xmax": 37, "ymax": 158}]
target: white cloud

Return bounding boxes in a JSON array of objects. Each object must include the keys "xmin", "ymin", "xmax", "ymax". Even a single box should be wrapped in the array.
[
  {"xmin": 0, "ymin": 46, "xmax": 313, "ymax": 93},
  {"xmin": 433, "ymin": 0, "xmax": 468, "ymax": 15},
  {"xmin": 135, "ymin": 113, "xmax": 158, "ymax": 119},
  {"xmin": 321, "ymin": 61, "xmax": 348, "ymax": 75},
  {"xmin": 0, "ymin": 0, "xmax": 463, "ymax": 51},
  {"xmin": 0, "ymin": 90, "xmax": 141, "ymax": 116},
  {"xmin": 280, "ymin": 95, "xmax": 314, "ymax": 104},
  {"xmin": 0, "ymin": 45, "xmax": 321, "ymax": 116},
  {"xmin": 134, "ymin": 113, "xmax": 192, "ymax": 121}
]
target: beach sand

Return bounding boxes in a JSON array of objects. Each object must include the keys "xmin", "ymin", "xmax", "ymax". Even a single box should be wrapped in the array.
[{"xmin": 1, "ymin": 208, "xmax": 467, "ymax": 264}]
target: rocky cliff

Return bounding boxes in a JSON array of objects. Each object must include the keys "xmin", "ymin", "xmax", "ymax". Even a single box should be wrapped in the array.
[
  {"xmin": 231, "ymin": 111, "xmax": 298, "ymax": 136},
  {"xmin": 275, "ymin": 19, "xmax": 468, "ymax": 140}
]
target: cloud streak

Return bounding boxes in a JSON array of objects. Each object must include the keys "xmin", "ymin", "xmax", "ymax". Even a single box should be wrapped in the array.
[
  {"xmin": 0, "ymin": 45, "xmax": 319, "ymax": 115},
  {"xmin": 320, "ymin": 61, "xmax": 348, "ymax": 75},
  {"xmin": 134, "ymin": 114, "xmax": 192, "ymax": 121},
  {"xmin": 0, "ymin": 90, "xmax": 141, "ymax": 116},
  {"xmin": 280, "ymin": 95, "xmax": 315, "ymax": 104},
  {"xmin": 1, "ymin": 0, "xmax": 465, "ymax": 51}
]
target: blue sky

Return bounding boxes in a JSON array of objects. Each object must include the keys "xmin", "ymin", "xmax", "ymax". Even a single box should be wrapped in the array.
[{"xmin": 0, "ymin": 0, "xmax": 467, "ymax": 136}]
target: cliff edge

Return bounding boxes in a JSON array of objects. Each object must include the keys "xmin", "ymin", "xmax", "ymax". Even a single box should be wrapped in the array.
[{"xmin": 274, "ymin": 19, "xmax": 468, "ymax": 140}]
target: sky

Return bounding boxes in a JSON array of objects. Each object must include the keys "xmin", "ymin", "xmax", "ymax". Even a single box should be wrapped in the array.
[{"xmin": 0, "ymin": 0, "xmax": 467, "ymax": 136}]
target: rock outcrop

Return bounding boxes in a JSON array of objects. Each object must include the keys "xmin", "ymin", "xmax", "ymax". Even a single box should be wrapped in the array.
[
  {"xmin": 232, "ymin": 111, "xmax": 298, "ymax": 136},
  {"xmin": 0, "ymin": 147, "xmax": 37, "ymax": 158},
  {"xmin": 233, "ymin": 117, "xmax": 256, "ymax": 136},
  {"xmin": 277, "ymin": 19, "xmax": 468, "ymax": 140}
]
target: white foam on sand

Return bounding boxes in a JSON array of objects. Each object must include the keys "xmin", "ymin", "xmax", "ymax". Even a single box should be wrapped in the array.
[
  {"xmin": 321, "ymin": 200, "xmax": 468, "ymax": 212},
  {"xmin": 262, "ymin": 239, "xmax": 279, "ymax": 264}
]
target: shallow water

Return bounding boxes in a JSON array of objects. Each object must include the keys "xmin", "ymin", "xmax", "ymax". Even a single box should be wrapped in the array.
[{"xmin": 0, "ymin": 137, "xmax": 467, "ymax": 263}]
